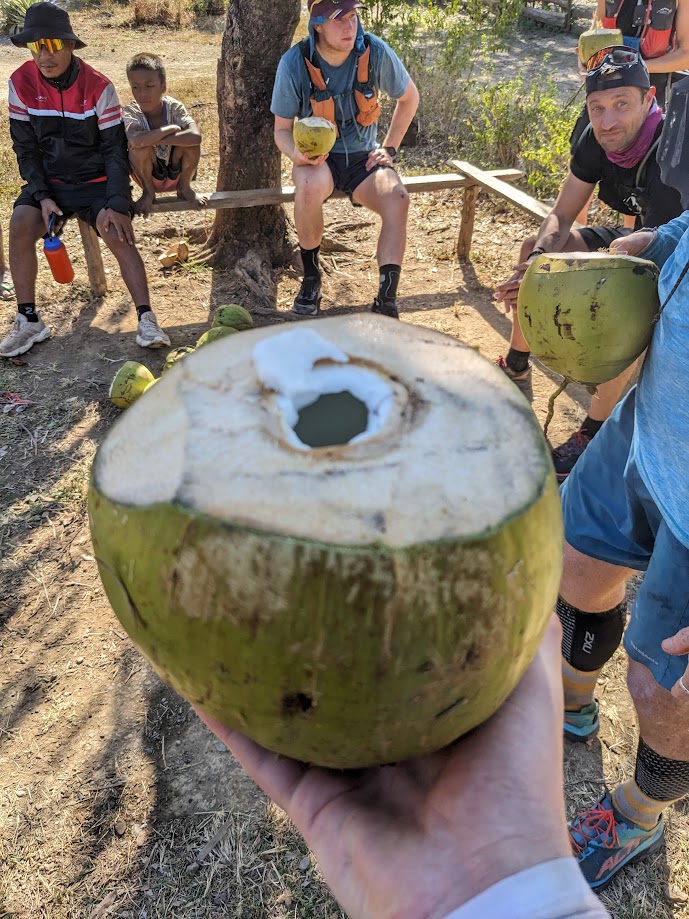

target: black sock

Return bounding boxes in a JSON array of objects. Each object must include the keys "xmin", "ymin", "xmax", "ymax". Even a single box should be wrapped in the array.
[
  {"xmin": 18, "ymin": 303, "xmax": 39, "ymax": 323},
  {"xmin": 300, "ymin": 246, "xmax": 321, "ymax": 280},
  {"xmin": 506, "ymin": 348, "xmax": 530, "ymax": 373},
  {"xmin": 136, "ymin": 305, "xmax": 152, "ymax": 320},
  {"xmin": 378, "ymin": 264, "xmax": 401, "ymax": 303},
  {"xmin": 580, "ymin": 416, "xmax": 604, "ymax": 437}
]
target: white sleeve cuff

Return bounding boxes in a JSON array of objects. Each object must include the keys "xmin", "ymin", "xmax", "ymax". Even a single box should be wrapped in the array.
[{"xmin": 441, "ymin": 857, "xmax": 610, "ymax": 919}]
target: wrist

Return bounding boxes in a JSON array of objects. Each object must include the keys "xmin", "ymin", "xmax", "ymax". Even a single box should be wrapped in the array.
[
  {"xmin": 383, "ymin": 144, "xmax": 398, "ymax": 159},
  {"xmin": 526, "ymin": 246, "xmax": 546, "ymax": 262}
]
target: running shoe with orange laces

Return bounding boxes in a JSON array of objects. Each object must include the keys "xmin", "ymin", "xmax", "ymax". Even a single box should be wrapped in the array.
[{"xmin": 569, "ymin": 792, "xmax": 665, "ymax": 891}]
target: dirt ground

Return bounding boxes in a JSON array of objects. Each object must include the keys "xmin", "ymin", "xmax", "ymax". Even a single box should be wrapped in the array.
[{"xmin": 0, "ymin": 7, "xmax": 688, "ymax": 919}]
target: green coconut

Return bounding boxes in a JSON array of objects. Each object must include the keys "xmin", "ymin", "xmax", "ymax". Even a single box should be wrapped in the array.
[
  {"xmin": 89, "ymin": 315, "xmax": 563, "ymax": 769},
  {"xmin": 109, "ymin": 361, "xmax": 155, "ymax": 409},
  {"xmin": 517, "ymin": 252, "xmax": 659, "ymax": 386},
  {"xmin": 293, "ymin": 116, "xmax": 337, "ymax": 158},
  {"xmin": 144, "ymin": 378, "xmax": 159, "ymax": 393},
  {"xmin": 212, "ymin": 304, "xmax": 254, "ymax": 332},
  {"xmin": 578, "ymin": 26, "xmax": 624, "ymax": 64},
  {"xmin": 196, "ymin": 325, "xmax": 239, "ymax": 349},
  {"xmin": 162, "ymin": 346, "xmax": 195, "ymax": 375}
]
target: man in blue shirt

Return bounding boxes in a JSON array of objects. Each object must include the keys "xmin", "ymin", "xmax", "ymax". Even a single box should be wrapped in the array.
[
  {"xmin": 553, "ymin": 216, "xmax": 689, "ymax": 891},
  {"xmin": 271, "ymin": 0, "xmax": 419, "ymax": 318}
]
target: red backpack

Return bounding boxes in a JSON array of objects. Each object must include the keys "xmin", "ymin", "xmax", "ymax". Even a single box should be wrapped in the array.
[{"xmin": 604, "ymin": 0, "xmax": 676, "ymax": 59}]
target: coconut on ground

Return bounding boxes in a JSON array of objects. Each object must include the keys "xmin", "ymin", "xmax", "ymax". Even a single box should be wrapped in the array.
[{"xmin": 89, "ymin": 315, "xmax": 562, "ymax": 769}]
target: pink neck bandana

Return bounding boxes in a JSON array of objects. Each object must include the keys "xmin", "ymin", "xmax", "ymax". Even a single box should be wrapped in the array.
[{"xmin": 606, "ymin": 101, "xmax": 663, "ymax": 169}]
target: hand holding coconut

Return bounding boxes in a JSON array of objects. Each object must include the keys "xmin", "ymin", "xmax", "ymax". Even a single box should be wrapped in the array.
[
  {"xmin": 609, "ymin": 229, "xmax": 656, "ymax": 258},
  {"xmin": 198, "ymin": 618, "xmax": 606, "ymax": 919}
]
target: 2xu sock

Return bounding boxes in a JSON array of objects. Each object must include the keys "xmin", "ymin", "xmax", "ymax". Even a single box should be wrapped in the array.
[
  {"xmin": 136, "ymin": 305, "xmax": 152, "ymax": 321},
  {"xmin": 505, "ymin": 347, "xmax": 530, "ymax": 373},
  {"xmin": 378, "ymin": 264, "xmax": 401, "ymax": 303},
  {"xmin": 18, "ymin": 303, "xmax": 39, "ymax": 323},
  {"xmin": 300, "ymin": 246, "xmax": 321, "ymax": 280},
  {"xmin": 613, "ymin": 737, "xmax": 689, "ymax": 829}
]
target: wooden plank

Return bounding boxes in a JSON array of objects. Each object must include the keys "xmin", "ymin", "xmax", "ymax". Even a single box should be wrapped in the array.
[
  {"xmin": 149, "ymin": 168, "xmax": 525, "ymax": 214},
  {"xmin": 77, "ymin": 218, "xmax": 107, "ymax": 298},
  {"xmin": 457, "ymin": 185, "xmax": 479, "ymax": 259},
  {"xmin": 450, "ymin": 160, "xmax": 552, "ymax": 222}
]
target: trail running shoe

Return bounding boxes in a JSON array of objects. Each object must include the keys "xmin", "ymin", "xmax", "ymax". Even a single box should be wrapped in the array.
[
  {"xmin": 569, "ymin": 792, "xmax": 665, "ymax": 891},
  {"xmin": 552, "ymin": 428, "xmax": 593, "ymax": 483},
  {"xmin": 371, "ymin": 296, "xmax": 399, "ymax": 319},
  {"xmin": 0, "ymin": 313, "xmax": 50, "ymax": 357},
  {"xmin": 136, "ymin": 311, "xmax": 171, "ymax": 349},
  {"xmin": 564, "ymin": 700, "xmax": 600, "ymax": 743},
  {"xmin": 293, "ymin": 276, "xmax": 322, "ymax": 316},
  {"xmin": 494, "ymin": 355, "xmax": 533, "ymax": 401}
]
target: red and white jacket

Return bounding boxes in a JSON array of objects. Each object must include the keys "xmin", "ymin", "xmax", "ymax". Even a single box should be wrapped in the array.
[{"xmin": 8, "ymin": 56, "xmax": 131, "ymax": 213}]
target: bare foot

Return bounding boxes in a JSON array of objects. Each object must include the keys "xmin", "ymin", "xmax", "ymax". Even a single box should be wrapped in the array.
[
  {"xmin": 176, "ymin": 186, "xmax": 208, "ymax": 209},
  {"xmin": 134, "ymin": 190, "xmax": 156, "ymax": 218}
]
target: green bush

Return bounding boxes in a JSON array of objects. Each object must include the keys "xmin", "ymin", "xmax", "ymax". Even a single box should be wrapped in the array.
[{"xmin": 0, "ymin": 0, "xmax": 34, "ymax": 34}]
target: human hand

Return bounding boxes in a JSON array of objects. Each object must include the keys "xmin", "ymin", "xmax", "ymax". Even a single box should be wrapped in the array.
[
  {"xmin": 292, "ymin": 148, "xmax": 329, "ymax": 167},
  {"xmin": 661, "ymin": 626, "xmax": 689, "ymax": 701},
  {"xmin": 366, "ymin": 147, "xmax": 394, "ymax": 171},
  {"xmin": 609, "ymin": 230, "xmax": 655, "ymax": 258},
  {"xmin": 494, "ymin": 261, "xmax": 530, "ymax": 313},
  {"xmin": 197, "ymin": 616, "xmax": 570, "ymax": 919},
  {"xmin": 40, "ymin": 198, "xmax": 63, "ymax": 235},
  {"xmin": 101, "ymin": 208, "xmax": 136, "ymax": 245}
]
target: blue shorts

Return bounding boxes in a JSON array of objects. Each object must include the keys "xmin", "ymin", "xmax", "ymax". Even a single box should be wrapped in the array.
[{"xmin": 561, "ymin": 386, "xmax": 689, "ymax": 690}]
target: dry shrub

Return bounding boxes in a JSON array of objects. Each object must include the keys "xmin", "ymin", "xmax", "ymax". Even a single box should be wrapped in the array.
[{"xmin": 131, "ymin": 0, "xmax": 191, "ymax": 27}]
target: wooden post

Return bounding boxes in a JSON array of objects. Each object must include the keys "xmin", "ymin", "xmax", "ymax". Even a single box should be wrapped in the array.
[
  {"xmin": 77, "ymin": 218, "xmax": 107, "ymax": 298},
  {"xmin": 457, "ymin": 184, "xmax": 479, "ymax": 259}
]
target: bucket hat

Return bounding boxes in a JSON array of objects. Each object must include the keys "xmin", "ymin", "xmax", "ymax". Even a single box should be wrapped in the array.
[{"xmin": 11, "ymin": 2, "xmax": 86, "ymax": 49}]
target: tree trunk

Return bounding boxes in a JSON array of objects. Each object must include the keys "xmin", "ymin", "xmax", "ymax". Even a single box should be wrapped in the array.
[{"xmin": 213, "ymin": 0, "xmax": 301, "ymax": 302}]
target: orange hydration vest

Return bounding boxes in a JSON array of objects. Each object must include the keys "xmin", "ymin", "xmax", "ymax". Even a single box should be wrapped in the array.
[
  {"xmin": 300, "ymin": 36, "xmax": 381, "ymax": 135},
  {"xmin": 604, "ymin": 0, "xmax": 676, "ymax": 59}
]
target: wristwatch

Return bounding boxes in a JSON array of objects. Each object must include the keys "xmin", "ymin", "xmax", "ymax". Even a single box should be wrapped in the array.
[{"xmin": 383, "ymin": 145, "xmax": 397, "ymax": 160}]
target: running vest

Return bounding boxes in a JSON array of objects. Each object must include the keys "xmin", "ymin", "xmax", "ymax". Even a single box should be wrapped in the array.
[
  {"xmin": 300, "ymin": 35, "xmax": 381, "ymax": 134},
  {"xmin": 604, "ymin": 0, "xmax": 676, "ymax": 59}
]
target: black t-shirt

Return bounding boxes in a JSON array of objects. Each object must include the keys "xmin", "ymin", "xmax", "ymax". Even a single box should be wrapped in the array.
[{"xmin": 570, "ymin": 119, "xmax": 682, "ymax": 227}]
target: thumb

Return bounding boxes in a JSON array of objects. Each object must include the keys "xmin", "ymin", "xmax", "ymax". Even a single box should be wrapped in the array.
[{"xmin": 661, "ymin": 626, "xmax": 689, "ymax": 655}]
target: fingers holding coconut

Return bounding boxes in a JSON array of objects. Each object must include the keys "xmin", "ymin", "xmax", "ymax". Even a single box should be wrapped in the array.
[
  {"xmin": 609, "ymin": 230, "xmax": 656, "ymax": 258},
  {"xmin": 292, "ymin": 147, "xmax": 329, "ymax": 168},
  {"xmin": 494, "ymin": 265, "xmax": 528, "ymax": 313}
]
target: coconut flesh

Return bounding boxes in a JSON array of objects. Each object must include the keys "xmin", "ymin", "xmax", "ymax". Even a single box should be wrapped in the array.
[
  {"xmin": 517, "ymin": 251, "xmax": 660, "ymax": 386},
  {"xmin": 89, "ymin": 315, "xmax": 562, "ymax": 768},
  {"xmin": 293, "ymin": 116, "xmax": 337, "ymax": 158}
]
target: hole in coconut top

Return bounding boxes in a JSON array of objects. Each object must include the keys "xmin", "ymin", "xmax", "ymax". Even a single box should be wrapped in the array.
[
  {"xmin": 294, "ymin": 391, "xmax": 369, "ymax": 448},
  {"xmin": 253, "ymin": 328, "xmax": 394, "ymax": 451}
]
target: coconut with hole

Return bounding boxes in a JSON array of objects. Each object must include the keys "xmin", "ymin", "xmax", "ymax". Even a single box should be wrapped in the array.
[{"xmin": 89, "ymin": 315, "xmax": 562, "ymax": 768}]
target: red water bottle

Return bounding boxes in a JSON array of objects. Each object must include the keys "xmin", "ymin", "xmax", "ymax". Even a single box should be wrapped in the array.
[{"xmin": 43, "ymin": 235, "xmax": 74, "ymax": 284}]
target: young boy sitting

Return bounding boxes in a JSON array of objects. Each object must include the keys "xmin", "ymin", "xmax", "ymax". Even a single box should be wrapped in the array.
[{"xmin": 123, "ymin": 53, "xmax": 208, "ymax": 217}]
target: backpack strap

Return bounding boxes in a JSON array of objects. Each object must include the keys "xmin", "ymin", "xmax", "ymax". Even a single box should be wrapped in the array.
[{"xmin": 636, "ymin": 136, "xmax": 661, "ymax": 187}]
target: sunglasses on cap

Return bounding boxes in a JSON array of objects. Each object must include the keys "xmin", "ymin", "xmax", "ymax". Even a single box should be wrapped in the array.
[
  {"xmin": 27, "ymin": 38, "xmax": 65, "ymax": 53},
  {"xmin": 586, "ymin": 46, "xmax": 640, "ymax": 72}
]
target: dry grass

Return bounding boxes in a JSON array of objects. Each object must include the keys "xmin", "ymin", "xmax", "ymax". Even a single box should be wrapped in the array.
[{"xmin": 131, "ymin": 0, "xmax": 192, "ymax": 28}]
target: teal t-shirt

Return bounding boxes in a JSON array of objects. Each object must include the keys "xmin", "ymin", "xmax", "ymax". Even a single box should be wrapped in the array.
[{"xmin": 271, "ymin": 33, "xmax": 410, "ymax": 156}]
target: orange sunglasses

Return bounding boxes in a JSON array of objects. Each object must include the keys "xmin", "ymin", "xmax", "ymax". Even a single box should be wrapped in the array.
[{"xmin": 27, "ymin": 38, "xmax": 65, "ymax": 53}]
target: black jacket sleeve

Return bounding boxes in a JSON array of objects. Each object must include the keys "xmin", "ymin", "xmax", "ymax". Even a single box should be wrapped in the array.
[
  {"xmin": 9, "ymin": 117, "xmax": 52, "ymax": 203},
  {"xmin": 96, "ymin": 83, "xmax": 133, "ymax": 214}
]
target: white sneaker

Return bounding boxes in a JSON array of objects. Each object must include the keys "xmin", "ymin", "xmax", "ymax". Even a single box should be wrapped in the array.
[
  {"xmin": 136, "ymin": 311, "xmax": 171, "ymax": 349},
  {"xmin": 0, "ymin": 313, "xmax": 51, "ymax": 357}
]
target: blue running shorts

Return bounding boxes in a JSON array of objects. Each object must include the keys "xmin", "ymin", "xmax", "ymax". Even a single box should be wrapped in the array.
[{"xmin": 561, "ymin": 386, "xmax": 689, "ymax": 691}]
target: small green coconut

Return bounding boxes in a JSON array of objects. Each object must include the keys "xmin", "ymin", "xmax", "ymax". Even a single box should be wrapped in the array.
[
  {"xmin": 517, "ymin": 252, "xmax": 659, "ymax": 386},
  {"xmin": 196, "ymin": 326, "xmax": 239, "ymax": 349},
  {"xmin": 162, "ymin": 346, "xmax": 195, "ymax": 375},
  {"xmin": 90, "ymin": 316, "xmax": 562, "ymax": 769},
  {"xmin": 109, "ymin": 361, "xmax": 155, "ymax": 409},
  {"xmin": 293, "ymin": 117, "xmax": 337, "ymax": 158},
  {"xmin": 144, "ymin": 378, "xmax": 159, "ymax": 393},
  {"xmin": 578, "ymin": 25, "xmax": 624, "ymax": 64},
  {"xmin": 212, "ymin": 304, "xmax": 254, "ymax": 332}
]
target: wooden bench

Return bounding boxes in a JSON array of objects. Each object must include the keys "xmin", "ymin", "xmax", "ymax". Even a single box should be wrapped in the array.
[{"xmin": 77, "ymin": 167, "xmax": 525, "ymax": 297}]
